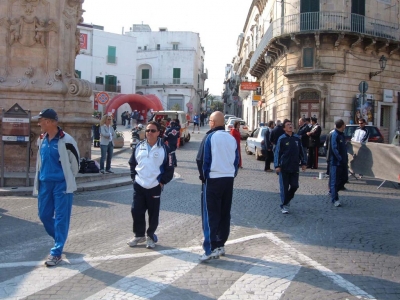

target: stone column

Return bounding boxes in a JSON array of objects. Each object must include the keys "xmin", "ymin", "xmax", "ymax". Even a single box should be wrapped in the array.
[{"xmin": 0, "ymin": 0, "xmax": 93, "ymax": 173}]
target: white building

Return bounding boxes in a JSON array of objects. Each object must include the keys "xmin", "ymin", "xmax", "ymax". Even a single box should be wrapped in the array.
[
  {"xmin": 125, "ymin": 24, "xmax": 207, "ymax": 117},
  {"xmin": 75, "ymin": 23, "xmax": 137, "ymax": 120}
]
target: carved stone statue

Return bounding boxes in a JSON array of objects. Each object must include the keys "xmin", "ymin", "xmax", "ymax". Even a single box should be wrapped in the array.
[{"xmin": 9, "ymin": 18, "xmax": 21, "ymax": 45}]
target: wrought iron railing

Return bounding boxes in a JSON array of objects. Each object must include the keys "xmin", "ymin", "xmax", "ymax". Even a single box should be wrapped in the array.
[
  {"xmin": 136, "ymin": 78, "xmax": 194, "ymax": 86},
  {"xmin": 250, "ymin": 11, "xmax": 399, "ymax": 70}
]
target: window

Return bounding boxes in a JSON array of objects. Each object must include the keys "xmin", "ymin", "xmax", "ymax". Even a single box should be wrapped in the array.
[
  {"xmin": 173, "ymin": 68, "xmax": 181, "ymax": 84},
  {"xmin": 95, "ymin": 76, "xmax": 104, "ymax": 85},
  {"xmin": 107, "ymin": 46, "xmax": 116, "ymax": 64},
  {"xmin": 172, "ymin": 44, "xmax": 178, "ymax": 50},
  {"xmin": 142, "ymin": 69, "xmax": 149, "ymax": 85},
  {"xmin": 75, "ymin": 70, "xmax": 81, "ymax": 78},
  {"xmin": 138, "ymin": 46, "xmax": 142, "ymax": 50},
  {"xmin": 303, "ymin": 48, "xmax": 314, "ymax": 68},
  {"xmin": 105, "ymin": 75, "xmax": 117, "ymax": 92},
  {"xmin": 157, "ymin": 44, "xmax": 160, "ymax": 50},
  {"xmin": 144, "ymin": 46, "xmax": 147, "ymax": 50}
]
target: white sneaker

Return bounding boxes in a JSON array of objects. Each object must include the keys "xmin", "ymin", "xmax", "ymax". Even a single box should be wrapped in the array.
[
  {"xmin": 146, "ymin": 236, "xmax": 156, "ymax": 249},
  {"xmin": 127, "ymin": 236, "xmax": 146, "ymax": 247},
  {"xmin": 281, "ymin": 206, "xmax": 289, "ymax": 214},
  {"xmin": 217, "ymin": 246, "xmax": 226, "ymax": 256},
  {"xmin": 199, "ymin": 249, "xmax": 220, "ymax": 262},
  {"xmin": 334, "ymin": 201, "xmax": 341, "ymax": 207}
]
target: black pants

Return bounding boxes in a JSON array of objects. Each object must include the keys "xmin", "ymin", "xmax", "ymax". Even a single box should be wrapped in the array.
[
  {"xmin": 307, "ymin": 146, "xmax": 319, "ymax": 168},
  {"xmin": 278, "ymin": 171, "xmax": 299, "ymax": 208},
  {"xmin": 262, "ymin": 150, "xmax": 274, "ymax": 170},
  {"xmin": 201, "ymin": 177, "xmax": 234, "ymax": 255},
  {"xmin": 329, "ymin": 163, "xmax": 348, "ymax": 203},
  {"xmin": 131, "ymin": 182, "xmax": 162, "ymax": 238},
  {"xmin": 169, "ymin": 143, "xmax": 177, "ymax": 166}
]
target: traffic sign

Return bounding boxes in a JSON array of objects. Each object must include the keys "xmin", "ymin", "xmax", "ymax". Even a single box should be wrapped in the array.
[
  {"xmin": 96, "ymin": 92, "xmax": 110, "ymax": 105},
  {"xmin": 358, "ymin": 81, "xmax": 368, "ymax": 94}
]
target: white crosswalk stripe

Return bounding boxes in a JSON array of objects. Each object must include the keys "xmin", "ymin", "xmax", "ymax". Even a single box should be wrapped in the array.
[
  {"xmin": 0, "ymin": 261, "xmax": 100, "ymax": 300},
  {"xmin": 85, "ymin": 251, "xmax": 199, "ymax": 300},
  {"xmin": 0, "ymin": 232, "xmax": 377, "ymax": 300},
  {"xmin": 218, "ymin": 254, "xmax": 301, "ymax": 300}
]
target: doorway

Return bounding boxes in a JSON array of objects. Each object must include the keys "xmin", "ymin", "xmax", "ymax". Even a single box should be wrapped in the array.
[{"xmin": 377, "ymin": 102, "xmax": 398, "ymax": 143}]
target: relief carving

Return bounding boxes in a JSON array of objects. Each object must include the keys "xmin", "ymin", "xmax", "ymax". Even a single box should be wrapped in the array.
[
  {"xmin": 67, "ymin": 0, "xmax": 84, "ymax": 7},
  {"xmin": 69, "ymin": 78, "xmax": 92, "ymax": 97},
  {"xmin": 25, "ymin": 67, "xmax": 34, "ymax": 78},
  {"xmin": 22, "ymin": 0, "xmax": 40, "ymax": 15}
]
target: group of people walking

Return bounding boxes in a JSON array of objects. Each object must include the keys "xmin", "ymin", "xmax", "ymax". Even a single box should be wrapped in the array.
[
  {"xmin": 33, "ymin": 107, "xmax": 363, "ymax": 266},
  {"xmin": 121, "ymin": 110, "xmax": 145, "ymax": 127}
]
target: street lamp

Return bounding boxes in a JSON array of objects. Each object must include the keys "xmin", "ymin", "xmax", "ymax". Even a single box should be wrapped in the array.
[
  {"xmin": 369, "ymin": 55, "xmax": 387, "ymax": 79},
  {"xmin": 264, "ymin": 51, "xmax": 286, "ymax": 72}
]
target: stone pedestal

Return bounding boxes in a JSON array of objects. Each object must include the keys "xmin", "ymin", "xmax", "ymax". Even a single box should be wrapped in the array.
[{"xmin": 0, "ymin": 0, "xmax": 93, "ymax": 176}]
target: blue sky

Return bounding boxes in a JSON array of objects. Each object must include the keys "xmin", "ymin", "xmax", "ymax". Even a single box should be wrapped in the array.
[{"xmin": 82, "ymin": 0, "xmax": 252, "ymax": 96}]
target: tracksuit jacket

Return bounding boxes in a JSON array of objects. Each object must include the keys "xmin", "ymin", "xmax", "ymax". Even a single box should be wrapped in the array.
[
  {"xmin": 33, "ymin": 128, "xmax": 80, "ymax": 195},
  {"xmin": 328, "ymin": 129, "xmax": 348, "ymax": 166},
  {"xmin": 274, "ymin": 133, "xmax": 307, "ymax": 172},
  {"xmin": 129, "ymin": 138, "xmax": 174, "ymax": 189}
]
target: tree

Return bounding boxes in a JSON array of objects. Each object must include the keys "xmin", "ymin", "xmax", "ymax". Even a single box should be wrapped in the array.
[
  {"xmin": 171, "ymin": 103, "xmax": 181, "ymax": 111},
  {"xmin": 207, "ymin": 94, "xmax": 223, "ymax": 112}
]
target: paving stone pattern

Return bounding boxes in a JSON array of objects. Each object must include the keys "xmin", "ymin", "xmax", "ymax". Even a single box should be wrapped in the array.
[{"xmin": 0, "ymin": 125, "xmax": 399, "ymax": 299}]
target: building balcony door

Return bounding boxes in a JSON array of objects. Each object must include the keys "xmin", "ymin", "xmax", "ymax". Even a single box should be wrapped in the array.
[{"xmin": 300, "ymin": 101, "xmax": 319, "ymax": 119}]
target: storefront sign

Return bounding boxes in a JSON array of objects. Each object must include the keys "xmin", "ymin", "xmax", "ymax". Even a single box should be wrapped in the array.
[
  {"xmin": 253, "ymin": 95, "xmax": 261, "ymax": 101},
  {"xmin": 383, "ymin": 89, "xmax": 393, "ymax": 103},
  {"xmin": 241, "ymin": 82, "xmax": 260, "ymax": 91}
]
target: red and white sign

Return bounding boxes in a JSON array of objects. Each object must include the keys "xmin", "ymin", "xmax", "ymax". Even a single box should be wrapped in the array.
[
  {"xmin": 240, "ymin": 82, "xmax": 260, "ymax": 91},
  {"xmin": 80, "ymin": 33, "xmax": 88, "ymax": 50},
  {"xmin": 96, "ymin": 92, "xmax": 110, "ymax": 105}
]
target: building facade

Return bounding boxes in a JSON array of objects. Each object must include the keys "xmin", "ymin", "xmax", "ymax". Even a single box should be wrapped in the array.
[
  {"xmin": 75, "ymin": 24, "xmax": 137, "ymax": 121},
  {"xmin": 125, "ymin": 24, "xmax": 207, "ymax": 117},
  {"xmin": 234, "ymin": 0, "xmax": 399, "ymax": 142}
]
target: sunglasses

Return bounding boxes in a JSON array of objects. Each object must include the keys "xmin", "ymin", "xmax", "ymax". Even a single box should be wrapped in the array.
[{"xmin": 145, "ymin": 129, "xmax": 158, "ymax": 133}]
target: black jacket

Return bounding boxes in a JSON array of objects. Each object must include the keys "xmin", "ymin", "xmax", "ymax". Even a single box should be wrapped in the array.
[
  {"xmin": 270, "ymin": 124, "xmax": 284, "ymax": 145},
  {"xmin": 297, "ymin": 124, "xmax": 311, "ymax": 147}
]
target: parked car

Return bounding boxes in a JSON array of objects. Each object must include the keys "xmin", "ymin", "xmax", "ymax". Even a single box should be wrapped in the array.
[
  {"xmin": 225, "ymin": 119, "xmax": 249, "ymax": 139},
  {"xmin": 319, "ymin": 124, "xmax": 384, "ymax": 157},
  {"xmin": 224, "ymin": 114, "xmax": 236, "ymax": 123},
  {"xmin": 225, "ymin": 116, "xmax": 240, "ymax": 125},
  {"xmin": 345, "ymin": 125, "xmax": 384, "ymax": 143},
  {"xmin": 245, "ymin": 127, "xmax": 269, "ymax": 160}
]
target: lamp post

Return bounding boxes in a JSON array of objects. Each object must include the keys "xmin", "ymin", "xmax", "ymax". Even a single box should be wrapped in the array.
[
  {"xmin": 369, "ymin": 55, "xmax": 387, "ymax": 79},
  {"xmin": 264, "ymin": 52, "xmax": 286, "ymax": 72}
]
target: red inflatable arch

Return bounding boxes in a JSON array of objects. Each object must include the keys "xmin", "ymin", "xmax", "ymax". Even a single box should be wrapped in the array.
[{"xmin": 105, "ymin": 94, "xmax": 163, "ymax": 116}]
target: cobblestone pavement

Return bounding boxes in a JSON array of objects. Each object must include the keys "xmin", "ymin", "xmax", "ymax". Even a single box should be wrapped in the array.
[{"xmin": 1, "ymin": 125, "xmax": 399, "ymax": 299}]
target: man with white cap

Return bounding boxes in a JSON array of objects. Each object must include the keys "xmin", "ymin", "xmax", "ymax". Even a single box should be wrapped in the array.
[{"xmin": 33, "ymin": 108, "xmax": 80, "ymax": 266}]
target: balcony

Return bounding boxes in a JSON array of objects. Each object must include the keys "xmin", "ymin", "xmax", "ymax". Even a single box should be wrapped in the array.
[
  {"xmin": 91, "ymin": 83, "xmax": 121, "ymax": 93},
  {"xmin": 136, "ymin": 78, "xmax": 194, "ymax": 87},
  {"xmin": 250, "ymin": 11, "xmax": 400, "ymax": 70}
]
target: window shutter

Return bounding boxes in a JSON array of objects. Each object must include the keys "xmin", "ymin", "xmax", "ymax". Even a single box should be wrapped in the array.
[
  {"xmin": 75, "ymin": 70, "xmax": 81, "ymax": 78},
  {"xmin": 107, "ymin": 46, "xmax": 116, "ymax": 64}
]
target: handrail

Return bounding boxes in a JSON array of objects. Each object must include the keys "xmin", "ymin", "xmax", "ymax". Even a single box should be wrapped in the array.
[{"xmin": 250, "ymin": 11, "xmax": 400, "ymax": 70}]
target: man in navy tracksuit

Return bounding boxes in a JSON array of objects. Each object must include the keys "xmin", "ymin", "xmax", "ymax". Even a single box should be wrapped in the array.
[
  {"xmin": 328, "ymin": 119, "xmax": 348, "ymax": 207},
  {"xmin": 128, "ymin": 121, "xmax": 174, "ymax": 249},
  {"xmin": 196, "ymin": 111, "xmax": 239, "ymax": 261},
  {"xmin": 274, "ymin": 119, "xmax": 307, "ymax": 214},
  {"xmin": 164, "ymin": 121, "xmax": 180, "ymax": 167}
]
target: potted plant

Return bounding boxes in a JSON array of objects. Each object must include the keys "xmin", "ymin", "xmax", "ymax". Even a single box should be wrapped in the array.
[{"xmin": 114, "ymin": 130, "xmax": 124, "ymax": 148}]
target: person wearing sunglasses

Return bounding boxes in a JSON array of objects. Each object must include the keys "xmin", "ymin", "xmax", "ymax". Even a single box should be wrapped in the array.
[
  {"xmin": 99, "ymin": 114, "xmax": 116, "ymax": 174},
  {"xmin": 33, "ymin": 108, "xmax": 80, "ymax": 266},
  {"xmin": 351, "ymin": 118, "xmax": 369, "ymax": 179},
  {"xmin": 127, "ymin": 121, "xmax": 174, "ymax": 249}
]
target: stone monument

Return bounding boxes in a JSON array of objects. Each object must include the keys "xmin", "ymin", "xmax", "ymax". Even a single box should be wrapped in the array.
[{"xmin": 0, "ymin": 0, "xmax": 92, "ymax": 176}]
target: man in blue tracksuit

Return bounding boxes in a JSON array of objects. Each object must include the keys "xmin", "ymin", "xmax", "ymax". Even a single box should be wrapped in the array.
[
  {"xmin": 164, "ymin": 121, "xmax": 180, "ymax": 167},
  {"xmin": 128, "ymin": 121, "xmax": 174, "ymax": 249},
  {"xmin": 196, "ymin": 111, "xmax": 239, "ymax": 261},
  {"xmin": 33, "ymin": 108, "xmax": 80, "ymax": 266},
  {"xmin": 274, "ymin": 119, "xmax": 307, "ymax": 214},
  {"xmin": 328, "ymin": 119, "xmax": 348, "ymax": 207}
]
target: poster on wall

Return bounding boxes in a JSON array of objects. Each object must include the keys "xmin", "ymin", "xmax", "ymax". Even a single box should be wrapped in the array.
[
  {"xmin": 80, "ymin": 33, "xmax": 88, "ymax": 50},
  {"xmin": 354, "ymin": 97, "xmax": 374, "ymax": 124}
]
